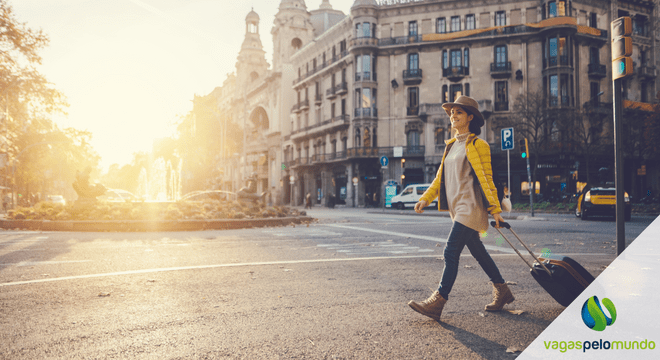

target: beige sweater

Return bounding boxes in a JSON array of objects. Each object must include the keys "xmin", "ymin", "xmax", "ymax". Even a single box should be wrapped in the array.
[{"xmin": 442, "ymin": 137, "xmax": 489, "ymax": 232}]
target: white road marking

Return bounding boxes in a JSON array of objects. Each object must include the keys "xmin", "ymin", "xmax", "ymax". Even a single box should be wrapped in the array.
[
  {"xmin": 325, "ymin": 223, "xmax": 514, "ymax": 254},
  {"xmin": 8, "ymin": 260, "xmax": 93, "ymax": 266},
  {"xmin": 0, "ymin": 253, "xmax": 610, "ymax": 288}
]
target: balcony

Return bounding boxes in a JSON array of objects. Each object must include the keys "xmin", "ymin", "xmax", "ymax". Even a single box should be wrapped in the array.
[
  {"xmin": 354, "ymin": 107, "xmax": 378, "ymax": 119},
  {"xmin": 315, "ymin": 94, "xmax": 322, "ymax": 105},
  {"xmin": 349, "ymin": 36, "xmax": 378, "ymax": 51},
  {"xmin": 490, "ymin": 62, "xmax": 512, "ymax": 78},
  {"xmin": 378, "ymin": 35, "xmax": 423, "ymax": 47},
  {"xmin": 355, "ymin": 72, "xmax": 377, "ymax": 82},
  {"xmin": 587, "ymin": 63, "xmax": 606, "ymax": 78},
  {"xmin": 299, "ymin": 99, "xmax": 309, "ymax": 111},
  {"xmin": 443, "ymin": 66, "xmax": 466, "ymax": 81},
  {"xmin": 637, "ymin": 64, "xmax": 657, "ymax": 80},
  {"xmin": 407, "ymin": 106, "xmax": 419, "ymax": 116},
  {"xmin": 335, "ymin": 82, "xmax": 348, "ymax": 95},
  {"xmin": 544, "ymin": 55, "xmax": 570, "ymax": 68},
  {"xmin": 402, "ymin": 68, "xmax": 423, "ymax": 85},
  {"xmin": 494, "ymin": 101, "xmax": 509, "ymax": 112},
  {"xmin": 326, "ymin": 86, "xmax": 336, "ymax": 99},
  {"xmin": 291, "ymin": 102, "xmax": 301, "ymax": 114}
]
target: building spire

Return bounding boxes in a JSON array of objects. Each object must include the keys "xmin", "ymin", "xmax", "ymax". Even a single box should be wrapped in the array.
[{"xmin": 320, "ymin": 0, "xmax": 332, "ymax": 10}]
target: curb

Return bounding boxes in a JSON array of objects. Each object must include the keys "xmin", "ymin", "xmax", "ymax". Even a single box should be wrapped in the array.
[{"xmin": 0, "ymin": 216, "xmax": 313, "ymax": 232}]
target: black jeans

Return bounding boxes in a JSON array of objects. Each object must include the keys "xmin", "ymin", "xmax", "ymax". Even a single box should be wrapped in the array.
[{"xmin": 438, "ymin": 221, "xmax": 505, "ymax": 300}]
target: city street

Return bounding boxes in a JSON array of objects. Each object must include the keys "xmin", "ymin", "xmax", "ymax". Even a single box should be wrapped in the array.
[{"xmin": 0, "ymin": 209, "xmax": 656, "ymax": 359}]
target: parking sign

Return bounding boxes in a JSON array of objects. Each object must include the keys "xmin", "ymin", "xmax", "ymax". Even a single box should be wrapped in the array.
[{"xmin": 501, "ymin": 128, "xmax": 514, "ymax": 151}]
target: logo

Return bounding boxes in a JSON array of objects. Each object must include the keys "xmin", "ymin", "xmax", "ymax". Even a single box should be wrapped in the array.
[{"xmin": 581, "ymin": 296, "xmax": 617, "ymax": 331}]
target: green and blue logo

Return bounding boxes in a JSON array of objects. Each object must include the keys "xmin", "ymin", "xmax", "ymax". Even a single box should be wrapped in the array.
[{"xmin": 581, "ymin": 296, "xmax": 617, "ymax": 331}]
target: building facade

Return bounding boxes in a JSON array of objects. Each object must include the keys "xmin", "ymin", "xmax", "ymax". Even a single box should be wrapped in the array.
[{"xmin": 211, "ymin": 0, "xmax": 658, "ymax": 207}]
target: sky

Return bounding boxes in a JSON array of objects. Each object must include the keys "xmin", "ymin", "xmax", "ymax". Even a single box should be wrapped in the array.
[{"xmin": 11, "ymin": 0, "xmax": 356, "ymax": 172}]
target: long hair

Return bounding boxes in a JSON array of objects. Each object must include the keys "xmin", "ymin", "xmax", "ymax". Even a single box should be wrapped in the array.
[{"xmin": 450, "ymin": 106, "xmax": 482, "ymax": 136}]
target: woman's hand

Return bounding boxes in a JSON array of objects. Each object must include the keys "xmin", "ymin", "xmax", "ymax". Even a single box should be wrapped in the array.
[
  {"xmin": 493, "ymin": 213, "xmax": 505, "ymax": 228},
  {"xmin": 414, "ymin": 200, "xmax": 429, "ymax": 213}
]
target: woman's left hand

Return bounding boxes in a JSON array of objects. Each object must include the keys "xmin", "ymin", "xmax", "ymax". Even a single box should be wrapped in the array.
[{"xmin": 493, "ymin": 213, "xmax": 505, "ymax": 228}]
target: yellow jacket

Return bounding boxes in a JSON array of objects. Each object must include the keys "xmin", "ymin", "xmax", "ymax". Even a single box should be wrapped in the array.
[{"xmin": 419, "ymin": 133, "xmax": 502, "ymax": 215}]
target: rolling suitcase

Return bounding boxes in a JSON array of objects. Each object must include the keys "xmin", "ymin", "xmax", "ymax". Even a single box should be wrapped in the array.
[{"xmin": 490, "ymin": 221, "xmax": 595, "ymax": 307}]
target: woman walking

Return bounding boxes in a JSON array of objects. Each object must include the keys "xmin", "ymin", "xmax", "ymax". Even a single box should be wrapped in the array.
[{"xmin": 408, "ymin": 95, "xmax": 514, "ymax": 321}]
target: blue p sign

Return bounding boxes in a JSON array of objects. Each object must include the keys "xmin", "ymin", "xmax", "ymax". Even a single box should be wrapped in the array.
[{"xmin": 501, "ymin": 128, "xmax": 514, "ymax": 151}]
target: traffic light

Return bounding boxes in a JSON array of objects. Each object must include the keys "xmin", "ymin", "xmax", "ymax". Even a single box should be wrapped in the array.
[
  {"xmin": 611, "ymin": 17, "xmax": 633, "ymax": 80},
  {"xmin": 401, "ymin": 158, "xmax": 406, "ymax": 168},
  {"xmin": 519, "ymin": 139, "xmax": 527, "ymax": 159}
]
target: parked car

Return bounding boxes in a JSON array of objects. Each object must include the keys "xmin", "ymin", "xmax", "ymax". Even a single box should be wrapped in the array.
[
  {"xmin": 98, "ymin": 189, "xmax": 139, "ymax": 202},
  {"xmin": 390, "ymin": 184, "xmax": 437, "ymax": 210},
  {"xmin": 46, "ymin": 195, "xmax": 66, "ymax": 206},
  {"xmin": 180, "ymin": 190, "xmax": 237, "ymax": 202},
  {"xmin": 575, "ymin": 186, "xmax": 631, "ymax": 221}
]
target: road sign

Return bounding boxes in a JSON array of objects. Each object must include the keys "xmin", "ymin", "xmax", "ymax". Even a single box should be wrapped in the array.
[
  {"xmin": 501, "ymin": 128, "xmax": 514, "ymax": 151},
  {"xmin": 393, "ymin": 146, "xmax": 403, "ymax": 157},
  {"xmin": 380, "ymin": 156, "xmax": 389, "ymax": 167}
]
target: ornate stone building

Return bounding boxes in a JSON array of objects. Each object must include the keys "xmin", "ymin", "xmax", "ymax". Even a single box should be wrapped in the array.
[{"xmin": 211, "ymin": 0, "xmax": 658, "ymax": 206}]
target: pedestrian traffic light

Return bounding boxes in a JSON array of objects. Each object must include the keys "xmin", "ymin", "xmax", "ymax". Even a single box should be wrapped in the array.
[
  {"xmin": 519, "ymin": 139, "xmax": 527, "ymax": 159},
  {"xmin": 611, "ymin": 17, "xmax": 633, "ymax": 80}
]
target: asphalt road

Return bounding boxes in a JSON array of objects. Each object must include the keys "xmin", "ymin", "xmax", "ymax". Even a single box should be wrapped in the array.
[{"xmin": 0, "ymin": 209, "xmax": 656, "ymax": 359}]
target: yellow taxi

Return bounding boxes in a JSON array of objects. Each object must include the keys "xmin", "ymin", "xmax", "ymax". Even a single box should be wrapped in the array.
[{"xmin": 575, "ymin": 186, "xmax": 631, "ymax": 221}]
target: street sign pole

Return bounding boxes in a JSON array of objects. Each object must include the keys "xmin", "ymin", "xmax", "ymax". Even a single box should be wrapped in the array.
[{"xmin": 613, "ymin": 78, "xmax": 625, "ymax": 255}]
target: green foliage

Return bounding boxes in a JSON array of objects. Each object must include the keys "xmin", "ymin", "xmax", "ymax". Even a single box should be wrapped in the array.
[{"xmin": 7, "ymin": 200, "xmax": 301, "ymax": 221}]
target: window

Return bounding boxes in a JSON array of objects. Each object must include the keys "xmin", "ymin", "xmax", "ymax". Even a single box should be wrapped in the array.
[
  {"xmin": 407, "ymin": 131, "xmax": 420, "ymax": 147},
  {"xmin": 408, "ymin": 53, "xmax": 419, "ymax": 70},
  {"xmin": 550, "ymin": 75, "xmax": 558, "ymax": 106},
  {"xmin": 495, "ymin": 45, "xmax": 507, "ymax": 64},
  {"xmin": 362, "ymin": 88, "xmax": 371, "ymax": 108},
  {"xmin": 408, "ymin": 87, "xmax": 419, "ymax": 109},
  {"xmin": 451, "ymin": 16, "xmax": 460, "ymax": 32},
  {"xmin": 437, "ymin": 17, "xmax": 446, "ymax": 33},
  {"xmin": 363, "ymin": 127, "xmax": 371, "ymax": 147},
  {"xmin": 363, "ymin": 22, "xmax": 372, "ymax": 38},
  {"xmin": 466, "ymin": 14, "xmax": 475, "ymax": 30},
  {"xmin": 548, "ymin": 1, "xmax": 557, "ymax": 18},
  {"xmin": 450, "ymin": 49, "xmax": 462, "ymax": 68},
  {"xmin": 435, "ymin": 128, "xmax": 445, "ymax": 144},
  {"xmin": 496, "ymin": 11, "xmax": 506, "ymax": 26},
  {"xmin": 331, "ymin": 102, "xmax": 336, "ymax": 119},
  {"xmin": 341, "ymin": 99, "xmax": 346, "ymax": 115},
  {"xmin": 590, "ymin": 47, "xmax": 599, "ymax": 64},
  {"xmin": 560, "ymin": 74, "xmax": 569, "ymax": 105},
  {"xmin": 356, "ymin": 23, "xmax": 362, "ymax": 38},
  {"xmin": 641, "ymin": 82, "xmax": 649, "ymax": 103},
  {"xmin": 465, "ymin": 83, "xmax": 470, "ymax": 97},
  {"xmin": 633, "ymin": 16, "xmax": 647, "ymax": 36},
  {"xmin": 401, "ymin": 187, "xmax": 413, "ymax": 196},
  {"xmin": 417, "ymin": 186, "xmax": 428, "ymax": 195},
  {"xmin": 589, "ymin": 13, "xmax": 597, "ymax": 28},
  {"xmin": 450, "ymin": 84, "xmax": 462, "ymax": 102},
  {"xmin": 355, "ymin": 128, "xmax": 361, "ymax": 147},
  {"xmin": 464, "ymin": 48, "xmax": 469, "ymax": 75},
  {"xmin": 409, "ymin": 21, "xmax": 418, "ymax": 36},
  {"xmin": 590, "ymin": 82, "xmax": 600, "ymax": 106},
  {"xmin": 442, "ymin": 50, "xmax": 448, "ymax": 69},
  {"xmin": 495, "ymin": 81, "xmax": 508, "ymax": 110},
  {"xmin": 442, "ymin": 85, "xmax": 448, "ymax": 103}
]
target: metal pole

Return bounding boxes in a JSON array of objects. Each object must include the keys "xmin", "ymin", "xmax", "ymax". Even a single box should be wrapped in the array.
[
  {"xmin": 507, "ymin": 149, "xmax": 510, "ymax": 202},
  {"xmin": 526, "ymin": 143, "xmax": 534, "ymax": 217},
  {"xmin": 613, "ymin": 78, "xmax": 625, "ymax": 255}
]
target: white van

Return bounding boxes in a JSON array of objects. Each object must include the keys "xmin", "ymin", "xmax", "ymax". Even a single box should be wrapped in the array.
[{"xmin": 390, "ymin": 183, "xmax": 437, "ymax": 210}]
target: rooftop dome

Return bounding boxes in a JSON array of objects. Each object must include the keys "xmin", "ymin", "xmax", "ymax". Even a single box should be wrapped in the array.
[{"xmin": 246, "ymin": 8, "xmax": 259, "ymax": 22}]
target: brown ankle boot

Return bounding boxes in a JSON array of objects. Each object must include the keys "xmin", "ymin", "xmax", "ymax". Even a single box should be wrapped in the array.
[
  {"xmin": 485, "ymin": 282, "xmax": 515, "ymax": 311},
  {"xmin": 408, "ymin": 291, "xmax": 447, "ymax": 320}
]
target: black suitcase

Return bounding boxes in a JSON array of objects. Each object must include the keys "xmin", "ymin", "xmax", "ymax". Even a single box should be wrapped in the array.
[{"xmin": 491, "ymin": 221, "xmax": 595, "ymax": 307}]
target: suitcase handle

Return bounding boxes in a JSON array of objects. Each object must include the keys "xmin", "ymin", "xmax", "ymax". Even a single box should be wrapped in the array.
[
  {"xmin": 490, "ymin": 221, "xmax": 552, "ymax": 276},
  {"xmin": 490, "ymin": 221, "xmax": 511, "ymax": 229}
]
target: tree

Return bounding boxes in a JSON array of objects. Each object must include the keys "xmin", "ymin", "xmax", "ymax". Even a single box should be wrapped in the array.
[
  {"xmin": 2, "ymin": 1, "xmax": 102, "ymax": 204},
  {"xmin": 568, "ymin": 105, "xmax": 610, "ymax": 185},
  {"xmin": 496, "ymin": 90, "xmax": 558, "ymax": 202}
]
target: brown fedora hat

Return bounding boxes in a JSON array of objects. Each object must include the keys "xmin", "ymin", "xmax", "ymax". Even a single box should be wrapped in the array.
[{"xmin": 442, "ymin": 95, "xmax": 484, "ymax": 128}]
